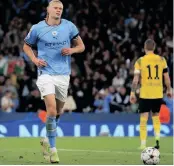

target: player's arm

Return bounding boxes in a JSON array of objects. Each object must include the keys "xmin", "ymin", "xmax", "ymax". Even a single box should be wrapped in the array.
[
  {"xmin": 162, "ymin": 58, "xmax": 172, "ymax": 97},
  {"xmin": 23, "ymin": 25, "xmax": 47, "ymax": 67},
  {"xmin": 62, "ymin": 22, "xmax": 85, "ymax": 55},
  {"xmin": 131, "ymin": 72, "xmax": 140, "ymax": 93},
  {"xmin": 163, "ymin": 72, "xmax": 171, "ymax": 94},
  {"xmin": 61, "ymin": 35, "xmax": 85, "ymax": 55},
  {"xmin": 71, "ymin": 36, "xmax": 85, "ymax": 53},
  {"xmin": 23, "ymin": 43, "xmax": 36, "ymax": 62},
  {"xmin": 130, "ymin": 59, "xmax": 141, "ymax": 104}
]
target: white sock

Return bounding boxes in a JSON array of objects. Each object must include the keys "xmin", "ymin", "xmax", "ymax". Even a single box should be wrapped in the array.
[
  {"xmin": 43, "ymin": 137, "xmax": 49, "ymax": 143},
  {"xmin": 50, "ymin": 147, "xmax": 57, "ymax": 152},
  {"xmin": 155, "ymin": 133, "xmax": 160, "ymax": 139},
  {"xmin": 141, "ymin": 140, "xmax": 146, "ymax": 145}
]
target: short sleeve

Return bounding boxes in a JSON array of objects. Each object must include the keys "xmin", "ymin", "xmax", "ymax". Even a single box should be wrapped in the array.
[
  {"xmin": 162, "ymin": 58, "xmax": 168, "ymax": 69},
  {"xmin": 24, "ymin": 25, "xmax": 38, "ymax": 47},
  {"xmin": 134, "ymin": 58, "xmax": 141, "ymax": 74},
  {"xmin": 162, "ymin": 57, "xmax": 168, "ymax": 73},
  {"xmin": 69, "ymin": 21, "xmax": 79, "ymax": 41}
]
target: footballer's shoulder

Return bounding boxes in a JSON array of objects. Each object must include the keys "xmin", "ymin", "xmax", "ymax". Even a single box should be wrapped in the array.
[
  {"xmin": 29, "ymin": 21, "xmax": 47, "ymax": 32},
  {"xmin": 30, "ymin": 20, "xmax": 46, "ymax": 29},
  {"xmin": 36, "ymin": 20, "xmax": 47, "ymax": 27},
  {"xmin": 61, "ymin": 19, "xmax": 75, "ymax": 25},
  {"xmin": 61, "ymin": 18, "xmax": 70, "ymax": 23},
  {"xmin": 135, "ymin": 57, "xmax": 143, "ymax": 64},
  {"xmin": 154, "ymin": 54, "xmax": 165, "ymax": 61}
]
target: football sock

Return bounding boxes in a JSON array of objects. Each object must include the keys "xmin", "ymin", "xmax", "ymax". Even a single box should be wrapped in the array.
[
  {"xmin": 140, "ymin": 116, "xmax": 148, "ymax": 145},
  {"xmin": 56, "ymin": 115, "xmax": 60, "ymax": 126},
  {"xmin": 46, "ymin": 116, "xmax": 57, "ymax": 148},
  {"xmin": 152, "ymin": 116, "xmax": 160, "ymax": 141},
  {"xmin": 56, "ymin": 115, "xmax": 60, "ymax": 122}
]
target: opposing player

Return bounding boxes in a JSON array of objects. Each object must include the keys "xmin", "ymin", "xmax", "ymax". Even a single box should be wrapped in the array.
[
  {"xmin": 23, "ymin": 0, "xmax": 85, "ymax": 163},
  {"xmin": 130, "ymin": 39, "xmax": 172, "ymax": 150}
]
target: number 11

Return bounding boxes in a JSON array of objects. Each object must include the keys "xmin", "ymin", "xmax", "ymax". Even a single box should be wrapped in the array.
[{"xmin": 147, "ymin": 65, "xmax": 159, "ymax": 79}]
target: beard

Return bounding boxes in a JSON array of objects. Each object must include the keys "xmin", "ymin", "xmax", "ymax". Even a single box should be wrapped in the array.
[{"xmin": 52, "ymin": 15, "xmax": 60, "ymax": 20}]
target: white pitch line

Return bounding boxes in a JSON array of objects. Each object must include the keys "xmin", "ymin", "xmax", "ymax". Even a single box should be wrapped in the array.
[
  {"xmin": 0, "ymin": 148, "xmax": 173, "ymax": 156},
  {"xmin": 58, "ymin": 148, "xmax": 173, "ymax": 156}
]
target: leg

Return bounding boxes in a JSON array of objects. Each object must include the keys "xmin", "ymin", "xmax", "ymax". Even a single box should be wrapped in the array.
[
  {"xmin": 151, "ymin": 99, "xmax": 162, "ymax": 149},
  {"xmin": 54, "ymin": 76, "xmax": 69, "ymax": 121},
  {"xmin": 139, "ymin": 112, "xmax": 149, "ymax": 149},
  {"xmin": 54, "ymin": 99, "xmax": 65, "ymax": 137},
  {"xmin": 56, "ymin": 98, "xmax": 65, "ymax": 122},
  {"xmin": 44, "ymin": 94, "xmax": 57, "ymax": 149},
  {"xmin": 138, "ymin": 99, "xmax": 150, "ymax": 149},
  {"xmin": 44, "ymin": 94, "xmax": 59, "ymax": 163},
  {"xmin": 36, "ymin": 75, "xmax": 59, "ymax": 162}
]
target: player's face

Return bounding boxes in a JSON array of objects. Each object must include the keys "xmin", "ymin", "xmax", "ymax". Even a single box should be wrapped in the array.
[{"xmin": 48, "ymin": 2, "xmax": 63, "ymax": 20}]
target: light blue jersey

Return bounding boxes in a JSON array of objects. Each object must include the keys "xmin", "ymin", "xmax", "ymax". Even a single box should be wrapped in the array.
[{"xmin": 24, "ymin": 19, "xmax": 79, "ymax": 75}]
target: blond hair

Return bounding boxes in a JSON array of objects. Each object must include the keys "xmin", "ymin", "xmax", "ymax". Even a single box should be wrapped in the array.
[
  {"xmin": 48, "ymin": 0, "xmax": 63, "ymax": 7},
  {"xmin": 46, "ymin": 0, "xmax": 63, "ymax": 21}
]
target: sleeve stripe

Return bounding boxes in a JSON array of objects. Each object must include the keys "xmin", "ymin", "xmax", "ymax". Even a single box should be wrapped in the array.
[
  {"xmin": 71, "ymin": 33, "xmax": 79, "ymax": 41},
  {"xmin": 163, "ymin": 68, "xmax": 168, "ymax": 73},
  {"xmin": 24, "ymin": 40, "xmax": 35, "ymax": 47},
  {"xmin": 134, "ymin": 69, "xmax": 140, "ymax": 74}
]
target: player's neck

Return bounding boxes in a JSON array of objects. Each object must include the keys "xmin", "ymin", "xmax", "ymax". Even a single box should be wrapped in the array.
[
  {"xmin": 145, "ymin": 51, "xmax": 154, "ymax": 55},
  {"xmin": 46, "ymin": 18, "xmax": 61, "ymax": 26}
]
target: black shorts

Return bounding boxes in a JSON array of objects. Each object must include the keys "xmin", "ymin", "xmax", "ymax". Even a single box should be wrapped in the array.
[{"xmin": 138, "ymin": 98, "xmax": 163, "ymax": 113}]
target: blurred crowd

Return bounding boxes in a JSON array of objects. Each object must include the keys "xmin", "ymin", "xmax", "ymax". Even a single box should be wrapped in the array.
[{"xmin": 0, "ymin": 0, "xmax": 173, "ymax": 113}]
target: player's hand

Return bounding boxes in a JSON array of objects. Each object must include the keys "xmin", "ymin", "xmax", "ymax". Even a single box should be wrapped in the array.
[
  {"xmin": 32, "ymin": 57, "xmax": 47, "ymax": 67},
  {"xmin": 130, "ymin": 92, "xmax": 137, "ymax": 104},
  {"xmin": 61, "ymin": 48, "xmax": 74, "ymax": 56},
  {"xmin": 166, "ymin": 89, "xmax": 172, "ymax": 98}
]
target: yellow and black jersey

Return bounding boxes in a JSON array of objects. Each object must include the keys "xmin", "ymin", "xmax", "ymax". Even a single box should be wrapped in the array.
[{"xmin": 134, "ymin": 53, "xmax": 168, "ymax": 99}]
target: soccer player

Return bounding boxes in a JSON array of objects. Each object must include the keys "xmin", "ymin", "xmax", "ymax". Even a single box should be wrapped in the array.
[
  {"xmin": 130, "ymin": 39, "xmax": 172, "ymax": 150},
  {"xmin": 23, "ymin": 0, "xmax": 85, "ymax": 163}
]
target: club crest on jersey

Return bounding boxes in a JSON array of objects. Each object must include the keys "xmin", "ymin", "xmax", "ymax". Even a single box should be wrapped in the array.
[{"xmin": 52, "ymin": 31, "xmax": 58, "ymax": 36}]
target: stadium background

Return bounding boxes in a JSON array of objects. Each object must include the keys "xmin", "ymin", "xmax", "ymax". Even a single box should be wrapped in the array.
[{"xmin": 0, "ymin": 0, "xmax": 173, "ymax": 138}]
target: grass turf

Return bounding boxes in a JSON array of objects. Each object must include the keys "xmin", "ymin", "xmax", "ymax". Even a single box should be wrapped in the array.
[{"xmin": 0, "ymin": 137, "xmax": 173, "ymax": 165}]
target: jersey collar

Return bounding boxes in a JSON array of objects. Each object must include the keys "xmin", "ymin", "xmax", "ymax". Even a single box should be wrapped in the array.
[{"xmin": 45, "ymin": 19, "xmax": 62, "ymax": 26}]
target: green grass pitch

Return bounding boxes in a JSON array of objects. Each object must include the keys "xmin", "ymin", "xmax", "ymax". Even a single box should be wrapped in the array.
[{"xmin": 0, "ymin": 137, "xmax": 173, "ymax": 165}]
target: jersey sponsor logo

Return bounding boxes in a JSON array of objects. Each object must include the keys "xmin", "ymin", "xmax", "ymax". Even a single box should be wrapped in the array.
[{"xmin": 45, "ymin": 40, "xmax": 68, "ymax": 48}]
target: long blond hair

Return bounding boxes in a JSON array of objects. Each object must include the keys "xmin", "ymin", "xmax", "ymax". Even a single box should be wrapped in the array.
[{"xmin": 46, "ymin": 0, "xmax": 63, "ymax": 21}]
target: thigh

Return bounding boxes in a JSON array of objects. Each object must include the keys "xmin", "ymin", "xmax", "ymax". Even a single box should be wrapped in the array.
[
  {"xmin": 36, "ymin": 74, "xmax": 55, "ymax": 99},
  {"xmin": 55, "ymin": 85, "xmax": 69, "ymax": 102},
  {"xmin": 56, "ymin": 98, "xmax": 65, "ymax": 114},
  {"xmin": 54, "ymin": 75, "xmax": 70, "ymax": 102},
  {"xmin": 44, "ymin": 94, "xmax": 57, "ymax": 116},
  {"xmin": 138, "ymin": 99, "xmax": 151, "ymax": 113},
  {"xmin": 151, "ymin": 99, "xmax": 162, "ymax": 113}
]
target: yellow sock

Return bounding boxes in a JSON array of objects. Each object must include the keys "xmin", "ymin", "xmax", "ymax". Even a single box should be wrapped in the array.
[
  {"xmin": 152, "ymin": 116, "xmax": 160, "ymax": 141},
  {"xmin": 140, "ymin": 116, "xmax": 148, "ymax": 145}
]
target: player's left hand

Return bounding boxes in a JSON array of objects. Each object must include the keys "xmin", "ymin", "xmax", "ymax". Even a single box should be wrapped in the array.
[
  {"xmin": 61, "ymin": 48, "xmax": 74, "ymax": 56},
  {"xmin": 130, "ymin": 93, "xmax": 137, "ymax": 104},
  {"xmin": 166, "ymin": 88, "xmax": 173, "ymax": 98}
]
